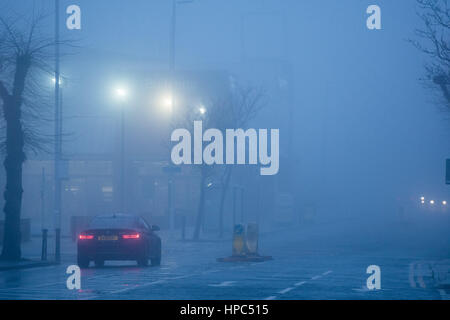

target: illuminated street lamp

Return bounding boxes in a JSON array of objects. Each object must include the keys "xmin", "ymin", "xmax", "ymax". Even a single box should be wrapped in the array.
[
  {"xmin": 198, "ymin": 106, "xmax": 207, "ymax": 115},
  {"xmin": 430, "ymin": 200, "xmax": 435, "ymax": 205},
  {"xmin": 52, "ymin": 74, "xmax": 65, "ymax": 262},
  {"xmin": 443, "ymin": 201, "xmax": 447, "ymax": 205},
  {"xmin": 52, "ymin": 76, "xmax": 63, "ymax": 86},
  {"xmin": 115, "ymin": 87, "xmax": 128, "ymax": 99},
  {"xmin": 160, "ymin": 93, "xmax": 174, "ymax": 113}
]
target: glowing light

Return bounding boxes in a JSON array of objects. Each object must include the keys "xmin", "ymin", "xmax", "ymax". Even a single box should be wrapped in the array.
[
  {"xmin": 443, "ymin": 201, "xmax": 447, "ymax": 205},
  {"xmin": 52, "ymin": 77, "xmax": 63, "ymax": 85},
  {"xmin": 115, "ymin": 87, "xmax": 128, "ymax": 99},
  {"xmin": 420, "ymin": 196, "xmax": 425, "ymax": 201},
  {"xmin": 163, "ymin": 96, "xmax": 173, "ymax": 107},
  {"xmin": 122, "ymin": 234, "xmax": 140, "ymax": 239},
  {"xmin": 430, "ymin": 200, "xmax": 435, "ymax": 205},
  {"xmin": 159, "ymin": 93, "xmax": 174, "ymax": 113},
  {"xmin": 79, "ymin": 234, "xmax": 94, "ymax": 240},
  {"xmin": 199, "ymin": 106, "xmax": 207, "ymax": 115}
]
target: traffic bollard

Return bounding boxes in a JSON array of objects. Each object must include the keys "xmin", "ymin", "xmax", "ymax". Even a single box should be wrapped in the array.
[{"xmin": 41, "ymin": 229, "xmax": 48, "ymax": 261}]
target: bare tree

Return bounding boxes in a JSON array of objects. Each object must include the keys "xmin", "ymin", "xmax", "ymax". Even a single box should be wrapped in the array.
[
  {"xmin": 413, "ymin": 0, "xmax": 450, "ymax": 107},
  {"xmin": 172, "ymin": 84, "xmax": 265, "ymax": 240},
  {"xmin": 172, "ymin": 99, "xmax": 218, "ymax": 241},
  {"xmin": 216, "ymin": 86, "xmax": 265, "ymax": 238},
  {"xmin": 0, "ymin": 12, "xmax": 59, "ymax": 260}
]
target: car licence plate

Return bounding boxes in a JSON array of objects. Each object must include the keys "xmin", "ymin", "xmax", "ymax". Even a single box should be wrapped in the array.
[{"xmin": 98, "ymin": 235, "xmax": 118, "ymax": 241}]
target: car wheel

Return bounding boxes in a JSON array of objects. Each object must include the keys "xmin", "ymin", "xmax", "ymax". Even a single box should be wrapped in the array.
[
  {"xmin": 94, "ymin": 259, "xmax": 105, "ymax": 268},
  {"xmin": 137, "ymin": 255, "xmax": 149, "ymax": 267},
  {"xmin": 77, "ymin": 255, "xmax": 90, "ymax": 268},
  {"xmin": 151, "ymin": 241, "xmax": 161, "ymax": 266}
]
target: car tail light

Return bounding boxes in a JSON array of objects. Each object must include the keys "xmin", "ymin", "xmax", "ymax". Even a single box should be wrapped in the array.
[
  {"xmin": 79, "ymin": 234, "xmax": 94, "ymax": 240},
  {"xmin": 122, "ymin": 233, "xmax": 140, "ymax": 239}
]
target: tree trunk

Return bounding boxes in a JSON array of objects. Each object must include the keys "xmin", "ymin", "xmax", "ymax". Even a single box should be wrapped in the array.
[
  {"xmin": 0, "ymin": 55, "xmax": 30, "ymax": 261},
  {"xmin": 218, "ymin": 166, "xmax": 232, "ymax": 238},
  {"xmin": 192, "ymin": 170, "xmax": 207, "ymax": 240},
  {"xmin": 1, "ymin": 111, "xmax": 25, "ymax": 260}
]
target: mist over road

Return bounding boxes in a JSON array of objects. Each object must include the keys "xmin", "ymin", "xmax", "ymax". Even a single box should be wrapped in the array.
[{"xmin": 0, "ymin": 216, "xmax": 448, "ymax": 300}]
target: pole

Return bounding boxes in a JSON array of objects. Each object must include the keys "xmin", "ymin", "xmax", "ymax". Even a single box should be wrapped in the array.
[
  {"xmin": 40, "ymin": 168, "xmax": 45, "ymax": 231},
  {"xmin": 41, "ymin": 167, "xmax": 48, "ymax": 261},
  {"xmin": 120, "ymin": 107, "xmax": 125, "ymax": 213},
  {"xmin": 166, "ymin": 0, "xmax": 193, "ymax": 234},
  {"xmin": 166, "ymin": 0, "xmax": 177, "ymax": 235},
  {"xmin": 240, "ymin": 188, "xmax": 244, "ymax": 223},
  {"xmin": 169, "ymin": 0, "xmax": 176, "ymax": 115},
  {"xmin": 256, "ymin": 181, "xmax": 260, "ymax": 225},
  {"xmin": 54, "ymin": 0, "xmax": 61, "ymax": 263},
  {"xmin": 170, "ymin": 0, "xmax": 176, "ymax": 73},
  {"xmin": 41, "ymin": 229, "xmax": 48, "ymax": 261},
  {"xmin": 232, "ymin": 187, "xmax": 237, "ymax": 227},
  {"xmin": 168, "ymin": 174, "xmax": 173, "ymax": 232}
]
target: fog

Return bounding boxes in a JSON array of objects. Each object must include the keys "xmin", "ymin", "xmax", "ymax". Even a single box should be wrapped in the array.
[{"xmin": 1, "ymin": 0, "xmax": 449, "ymax": 243}]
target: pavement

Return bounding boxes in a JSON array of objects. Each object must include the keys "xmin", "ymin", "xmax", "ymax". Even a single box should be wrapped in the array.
[
  {"xmin": 0, "ymin": 259, "xmax": 57, "ymax": 271},
  {"xmin": 0, "ymin": 215, "xmax": 449, "ymax": 300}
]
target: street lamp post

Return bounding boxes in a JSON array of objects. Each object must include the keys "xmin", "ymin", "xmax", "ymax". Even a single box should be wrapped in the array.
[
  {"xmin": 120, "ymin": 106, "xmax": 125, "ymax": 213},
  {"xmin": 115, "ymin": 88, "xmax": 128, "ymax": 213},
  {"xmin": 54, "ymin": 0, "xmax": 62, "ymax": 263},
  {"xmin": 169, "ymin": 0, "xmax": 194, "ymax": 71},
  {"xmin": 165, "ymin": 0, "xmax": 193, "ymax": 236}
]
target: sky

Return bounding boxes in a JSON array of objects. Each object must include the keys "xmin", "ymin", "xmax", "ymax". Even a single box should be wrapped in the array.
[{"xmin": 2, "ymin": 0, "xmax": 450, "ymax": 220}]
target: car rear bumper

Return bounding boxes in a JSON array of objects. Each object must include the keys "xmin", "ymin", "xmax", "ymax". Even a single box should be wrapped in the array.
[{"xmin": 77, "ymin": 240, "xmax": 147, "ymax": 261}]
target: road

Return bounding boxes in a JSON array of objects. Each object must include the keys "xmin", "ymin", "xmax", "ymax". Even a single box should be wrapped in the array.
[{"xmin": 0, "ymin": 216, "xmax": 449, "ymax": 300}]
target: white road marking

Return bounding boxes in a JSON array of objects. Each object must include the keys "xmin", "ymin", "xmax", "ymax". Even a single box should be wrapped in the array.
[
  {"xmin": 278, "ymin": 287, "xmax": 294, "ymax": 294},
  {"xmin": 108, "ymin": 279, "xmax": 167, "ymax": 294},
  {"xmin": 203, "ymin": 269, "xmax": 220, "ymax": 274},
  {"xmin": 208, "ymin": 281, "xmax": 236, "ymax": 287},
  {"xmin": 263, "ymin": 270, "xmax": 333, "ymax": 300},
  {"xmin": 352, "ymin": 286, "xmax": 371, "ymax": 292}
]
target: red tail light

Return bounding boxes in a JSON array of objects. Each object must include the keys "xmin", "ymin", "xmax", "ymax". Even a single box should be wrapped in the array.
[
  {"xmin": 79, "ymin": 234, "xmax": 94, "ymax": 240},
  {"xmin": 122, "ymin": 233, "xmax": 140, "ymax": 239}
]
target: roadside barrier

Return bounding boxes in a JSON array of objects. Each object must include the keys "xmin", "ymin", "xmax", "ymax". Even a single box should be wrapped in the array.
[
  {"xmin": 218, "ymin": 223, "xmax": 272, "ymax": 263},
  {"xmin": 232, "ymin": 224, "xmax": 246, "ymax": 257}
]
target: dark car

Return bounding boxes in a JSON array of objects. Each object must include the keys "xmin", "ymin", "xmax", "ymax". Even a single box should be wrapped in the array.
[{"xmin": 77, "ymin": 214, "xmax": 161, "ymax": 268}]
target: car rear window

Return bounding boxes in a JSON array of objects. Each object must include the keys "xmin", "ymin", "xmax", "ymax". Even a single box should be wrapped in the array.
[{"xmin": 89, "ymin": 217, "xmax": 138, "ymax": 229}]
